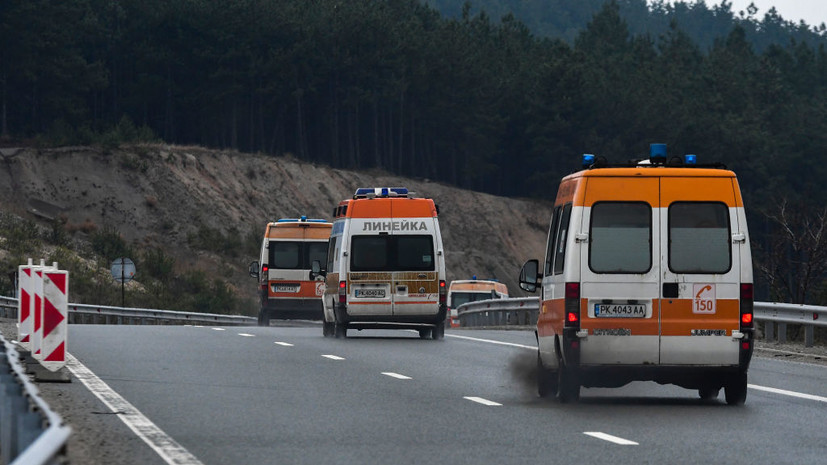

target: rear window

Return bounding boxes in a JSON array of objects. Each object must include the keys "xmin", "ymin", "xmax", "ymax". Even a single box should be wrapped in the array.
[
  {"xmin": 589, "ymin": 202, "xmax": 652, "ymax": 273},
  {"xmin": 450, "ymin": 291, "xmax": 494, "ymax": 308},
  {"xmin": 669, "ymin": 202, "xmax": 731, "ymax": 273},
  {"xmin": 351, "ymin": 234, "xmax": 435, "ymax": 272},
  {"xmin": 268, "ymin": 241, "xmax": 329, "ymax": 270}
]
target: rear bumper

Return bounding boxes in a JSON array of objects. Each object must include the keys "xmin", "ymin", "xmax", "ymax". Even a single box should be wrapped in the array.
[
  {"xmin": 334, "ymin": 303, "xmax": 446, "ymax": 328},
  {"xmin": 262, "ymin": 298, "xmax": 324, "ymax": 320}
]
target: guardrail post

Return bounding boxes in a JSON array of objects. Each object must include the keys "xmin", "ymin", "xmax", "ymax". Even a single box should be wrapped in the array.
[
  {"xmin": 764, "ymin": 321, "xmax": 775, "ymax": 342},
  {"xmin": 16, "ymin": 410, "xmax": 41, "ymax": 457},
  {"xmin": 805, "ymin": 325, "xmax": 814, "ymax": 348},
  {"xmin": 1, "ymin": 381, "xmax": 25, "ymax": 464},
  {"xmin": 778, "ymin": 323, "xmax": 787, "ymax": 343}
]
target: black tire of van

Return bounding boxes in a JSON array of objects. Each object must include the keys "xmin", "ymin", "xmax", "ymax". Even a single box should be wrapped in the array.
[
  {"xmin": 258, "ymin": 309, "xmax": 270, "ymax": 327},
  {"xmin": 334, "ymin": 323, "xmax": 348, "ymax": 339},
  {"xmin": 431, "ymin": 324, "xmax": 444, "ymax": 340},
  {"xmin": 724, "ymin": 372, "xmax": 748, "ymax": 405},
  {"xmin": 537, "ymin": 352, "xmax": 558, "ymax": 398}
]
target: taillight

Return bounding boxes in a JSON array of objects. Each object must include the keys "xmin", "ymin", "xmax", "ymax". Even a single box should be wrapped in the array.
[
  {"xmin": 564, "ymin": 282, "xmax": 580, "ymax": 328},
  {"xmin": 740, "ymin": 283, "xmax": 753, "ymax": 329},
  {"xmin": 262, "ymin": 265, "xmax": 269, "ymax": 273},
  {"xmin": 338, "ymin": 281, "xmax": 347, "ymax": 304},
  {"xmin": 438, "ymin": 280, "xmax": 447, "ymax": 304}
]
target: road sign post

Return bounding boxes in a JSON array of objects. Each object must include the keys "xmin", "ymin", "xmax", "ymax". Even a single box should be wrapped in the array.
[{"xmin": 110, "ymin": 258, "xmax": 135, "ymax": 308}]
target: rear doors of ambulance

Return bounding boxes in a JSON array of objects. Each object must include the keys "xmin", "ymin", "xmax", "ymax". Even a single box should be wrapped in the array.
[
  {"xmin": 579, "ymin": 171, "xmax": 743, "ymax": 366},
  {"xmin": 346, "ymin": 199, "xmax": 441, "ymax": 317}
]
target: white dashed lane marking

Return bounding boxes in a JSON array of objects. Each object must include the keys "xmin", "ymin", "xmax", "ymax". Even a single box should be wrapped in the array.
[
  {"xmin": 382, "ymin": 372, "xmax": 412, "ymax": 380},
  {"xmin": 322, "ymin": 354, "xmax": 345, "ymax": 360},
  {"xmin": 211, "ymin": 328, "xmax": 225, "ymax": 331},
  {"xmin": 238, "ymin": 333, "xmax": 254, "ymax": 337},
  {"xmin": 274, "ymin": 342, "xmax": 294, "ymax": 347},
  {"xmin": 463, "ymin": 396, "xmax": 502, "ymax": 406},
  {"xmin": 584, "ymin": 432, "xmax": 638, "ymax": 445}
]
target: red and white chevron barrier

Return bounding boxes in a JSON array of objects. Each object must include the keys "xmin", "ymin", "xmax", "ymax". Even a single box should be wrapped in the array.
[
  {"xmin": 17, "ymin": 259, "xmax": 34, "ymax": 350},
  {"xmin": 41, "ymin": 270, "xmax": 69, "ymax": 371}
]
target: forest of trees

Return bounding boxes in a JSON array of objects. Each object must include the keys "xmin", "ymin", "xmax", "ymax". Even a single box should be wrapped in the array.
[{"xmin": 2, "ymin": 1, "xmax": 827, "ymax": 228}]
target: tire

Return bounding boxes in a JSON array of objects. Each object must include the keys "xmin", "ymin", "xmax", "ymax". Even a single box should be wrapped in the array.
[
  {"xmin": 699, "ymin": 386, "xmax": 720, "ymax": 400},
  {"xmin": 323, "ymin": 321, "xmax": 335, "ymax": 338},
  {"xmin": 334, "ymin": 323, "xmax": 347, "ymax": 339},
  {"xmin": 725, "ymin": 372, "xmax": 748, "ymax": 405},
  {"xmin": 258, "ymin": 310, "xmax": 270, "ymax": 327},
  {"xmin": 557, "ymin": 361, "xmax": 580, "ymax": 403},
  {"xmin": 431, "ymin": 324, "xmax": 445, "ymax": 340},
  {"xmin": 419, "ymin": 328, "xmax": 432, "ymax": 339},
  {"xmin": 537, "ymin": 351, "xmax": 558, "ymax": 398}
]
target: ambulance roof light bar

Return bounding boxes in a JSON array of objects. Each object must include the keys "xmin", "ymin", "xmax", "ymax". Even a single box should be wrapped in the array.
[
  {"xmin": 353, "ymin": 187, "xmax": 411, "ymax": 199},
  {"xmin": 276, "ymin": 217, "xmax": 328, "ymax": 223}
]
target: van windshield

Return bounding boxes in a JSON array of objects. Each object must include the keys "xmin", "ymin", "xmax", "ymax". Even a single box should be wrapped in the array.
[
  {"xmin": 269, "ymin": 241, "xmax": 329, "ymax": 270},
  {"xmin": 450, "ymin": 291, "xmax": 494, "ymax": 308},
  {"xmin": 669, "ymin": 202, "xmax": 731, "ymax": 273},
  {"xmin": 589, "ymin": 202, "xmax": 652, "ymax": 273},
  {"xmin": 350, "ymin": 235, "xmax": 434, "ymax": 272}
]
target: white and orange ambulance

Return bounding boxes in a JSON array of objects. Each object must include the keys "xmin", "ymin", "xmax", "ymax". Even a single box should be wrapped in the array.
[
  {"xmin": 519, "ymin": 144, "xmax": 754, "ymax": 404},
  {"xmin": 249, "ymin": 217, "xmax": 332, "ymax": 326},
  {"xmin": 446, "ymin": 278, "xmax": 509, "ymax": 327},
  {"xmin": 315, "ymin": 187, "xmax": 447, "ymax": 339}
]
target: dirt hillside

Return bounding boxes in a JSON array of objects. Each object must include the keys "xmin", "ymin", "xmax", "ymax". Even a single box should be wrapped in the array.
[{"xmin": 0, "ymin": 144, "xmax": 552, "ymax": 303}]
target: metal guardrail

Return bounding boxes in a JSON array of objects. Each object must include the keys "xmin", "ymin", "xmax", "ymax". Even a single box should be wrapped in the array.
[
  {"xmin": 0, "ymin": 296, "xmax": 255, "ymax": 326},
  {"xmin": 1, "ymin": 331, "xmax": 71, "ymax": 465},
  {"xmin": 458, "ymin": 298, "xmax": 827, "ymax": 347}
]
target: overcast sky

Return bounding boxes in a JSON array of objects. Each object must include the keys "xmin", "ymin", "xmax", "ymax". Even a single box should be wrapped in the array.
[
  {"xmin": 714, "ymin": 1, "xmax": 827, "ymax": 26},
  {"xmin": 656, "ymin": 1, "xmax": 827, "ymax": 27}
]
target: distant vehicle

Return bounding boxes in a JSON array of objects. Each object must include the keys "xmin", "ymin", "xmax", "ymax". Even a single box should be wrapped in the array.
[
  {"xmin": 313, "ymin": 187, "xmax": 447, "ymax": 339},
  {"xmin": 248, "ymin": 217, "xmax": 332, "ymax": 326},
  {"xmin": 519, "ymin": 144, "xmax": 754, "ymax": 404},
  {"xmin": 446, "ymin": 278, "xmax": 509, "ymax": 327}
]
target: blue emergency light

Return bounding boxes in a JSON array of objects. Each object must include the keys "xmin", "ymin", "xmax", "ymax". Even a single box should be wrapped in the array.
[
  {"xmin": 354, "ymin": 187, "xmax": 409, "ymax": 197},
  {"xmin": 650, "ymin": 143, "xmax": 667, "ymax": 164},
  {"xmin": 277, "ymin": 217, "xmax": 328, "ymax": 223},
  {"xmin": 684, "ymin": 154, "xmax": 697, "ymax": 165},
  {"xmin": 582, "ymin": 154, "xmax": 596, "ymax": 168}
]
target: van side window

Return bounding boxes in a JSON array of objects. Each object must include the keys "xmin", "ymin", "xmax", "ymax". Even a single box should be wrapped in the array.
[
  {"xmin": 669, "ymin": 202, "xmax": 731, "ymax": 273},
  {"xmin": 553, "ymin": 203, "xmax": 572, "ymax": 275},
  {"xmin": 589, "ymin": 202, "xmax": 651, "ymax": 273},
  {"xmin": 544, "ymin": 206, "xmax": 562, "ymax": 275}
]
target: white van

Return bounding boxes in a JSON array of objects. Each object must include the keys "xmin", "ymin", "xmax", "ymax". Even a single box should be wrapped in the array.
[
  {"xmin": 249, "ymin": 217, "xmax": 332, "ymax": 326},
  {"xmin": 315, "ymin": 187, "xmax": 447, "ymax": 339},
  {"xmin": 447, "ymin": 278, "xmax": 509, "ymax": 327},
  {"xmin": 519, "ymin": 144, "xmax": 755, "ymax": 404}
]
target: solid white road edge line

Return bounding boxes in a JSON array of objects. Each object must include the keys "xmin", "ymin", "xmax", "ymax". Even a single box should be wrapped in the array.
[
  {"xmin": 584, "ymin": 432, "xmax": 638, "ymax": 445},
  {"xmin": 322, "ymin": 354, "xmax": 345, "ymax": 360},
  {"xmin": 382, "ymin": 372, "xmax": 412, "ymax": 380},
  {"xmin": 66, "ymin": 354, "xmax": 204, "ymax": 465},
  {"xmin": 749, "ymin": 384, "xmax": 827, "ymax": 403},
  {"xmin": 463, "ymin": 396, "xmax": 502, "ymax": 406},
  {"xmin": 274, "ymin": 341, "xmax": 294, "ymax": 347},
  {"xmin": 446, "ymin": 333, "xmax": 535, "ymax": 350}
]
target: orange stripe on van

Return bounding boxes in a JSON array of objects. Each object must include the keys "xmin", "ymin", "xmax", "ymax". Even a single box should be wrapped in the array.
[{"xmin": 659, "ymin": 299, "xmax": 740, "ymax": 336}]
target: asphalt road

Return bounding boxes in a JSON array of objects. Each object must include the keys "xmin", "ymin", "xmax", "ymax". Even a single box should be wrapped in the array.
[{"xmin": 10, "ymin": 322, "xmax": 816, "ymax": 465}]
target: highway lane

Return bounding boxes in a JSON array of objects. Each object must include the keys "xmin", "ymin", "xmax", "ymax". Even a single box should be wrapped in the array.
[{"xmin": 60, "ymin": 324, "xmax": 827, "ymax": 465}]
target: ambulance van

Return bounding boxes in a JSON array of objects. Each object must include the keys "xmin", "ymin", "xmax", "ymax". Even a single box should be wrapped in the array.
[
  {"xmin": 447, "ymin": 278, "xmax": 509, "ymax": 327},
  {"xmin": 248, "ymin": 217, "xmax": 332, "ymax": 326},
  {"xmin": 519, "ymin": 144, "xmax": 754, "ymax": 404},
  {"xmin": 314, "ymin": 187, "xmax": 447, "ymax": 339}
]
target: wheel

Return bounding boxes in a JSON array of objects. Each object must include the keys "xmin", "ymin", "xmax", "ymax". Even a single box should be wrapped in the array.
[
  {"xmin": 537, "ymin": 351, "xmax": 558, "ymax": 398},
  {"xmin": 258, "ymin": 310, "xmax": 270, "ymax": 327},
  {"xmin": 699, "ymin": 386, "xmax": 720, "ymax": 400},
  {"xmin": 431, "ymin": 324, "xmax": 445, "ymax": 340},
  {"xmin": 334, "ymin": 323, "xmax": 347, "ymax": 339},
  {"xmin": 419, "ymin": 328, "xmax": 432, "ymax": 339},
  {"xmin": 557, "ymin": 361, "xmax": 580, "ymax": 403},
  {"xmin": 323, "ymin": 321, "xmax": 335, "ymax": 338},
  {"xmin": 725, "ymin": 372, "xmax": 748, "ymax": 405}
]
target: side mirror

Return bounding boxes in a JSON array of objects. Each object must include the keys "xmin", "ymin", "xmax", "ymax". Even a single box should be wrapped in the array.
[
  {"xmin": 309, "ymin": 259, "xmax": 326, "ymax": 280},
  {"xmin": 519, "ymin": 259, "xmax": 540, "ymax": 293},
  {"xmin": 249, "ymin": 260, "xmax": 260, "ymax": 279}
]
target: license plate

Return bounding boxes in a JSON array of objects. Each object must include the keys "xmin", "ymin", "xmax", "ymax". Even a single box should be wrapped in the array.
[
  {"xmin": 594, "ymin": 304, "xmax": 646, "ymax": 318},
  {"xmin": 273, "ymin": 285, "xmax": 298, "ymax": 293},
  {"xmin": 355, "ymin": 288, "xmax": 385, "ymax": 298}
]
